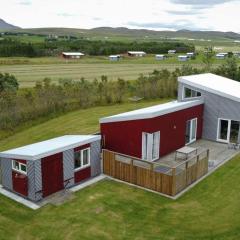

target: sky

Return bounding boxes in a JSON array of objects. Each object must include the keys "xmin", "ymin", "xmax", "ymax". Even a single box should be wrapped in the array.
[{"xmin": 0, "ymin": 0, "xmax": 240, "ymax": 32}]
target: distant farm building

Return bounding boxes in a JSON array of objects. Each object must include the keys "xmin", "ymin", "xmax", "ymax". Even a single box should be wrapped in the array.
[
  {"xmin": 178, "ymin": 55, "xmax": 188, "ymax": 62},
  {"xmin": 155, "ymin": 54, "xmax": 166, "ymax": 60},
  {"xmin": 233, "ymin": 52, "xmax": 240, "ymax": 58},
  {"xmin": 128, "ymin": 51, "xmax": 146, "ymax": 57},
  {"xmin": 187, "ymin": 52, "xmax": 195, "ymax": 58},
  {"xmin": 62, "ymin": 52, "xmax": 85, "ymax": 59},
  {"xmin": 216, "ymin": 53, "xmax": 228, "ymax": 60},
  {"xmin": 168, "ymin": 50, "xmax": 176, "ymax": 54},
  {"xmin": 109, "ymin": 55, "xmax": 121, "ymax": 61}
]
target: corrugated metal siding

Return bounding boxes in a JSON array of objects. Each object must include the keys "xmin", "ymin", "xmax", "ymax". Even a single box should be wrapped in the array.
[
  {"xmin": 1, "ymin": 158, "xmax": 13, "ymax": 191},
  {"xmin": 90, "ymin": 140, "xmax": 101, "ymax": 177},
  {"xmin": 63, "ymin": 149, "xmax": 75, "ymax": 188},
  {"xmin": 27, "ymin": 159, "xmax": 42, "ymax": 202},
  {"xmin": 178, "ymin": 82, "xmax": 240, "ymax": 141}
]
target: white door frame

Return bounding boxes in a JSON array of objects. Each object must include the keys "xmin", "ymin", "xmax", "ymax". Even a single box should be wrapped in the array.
[
  {"xmin": 186, "ymin": 118, "xmax": 198, "ymax": 145},
  {"xmin": 217, "ymin": 118, "xmax": 240, "ymax": 143}
]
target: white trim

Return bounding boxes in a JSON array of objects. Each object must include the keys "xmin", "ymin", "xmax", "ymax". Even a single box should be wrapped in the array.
[
  {"xmin": 0, "ymin": 135, "xmax": 101, "ymax": 161},
  {"xmin": 179, "ymin": 74, "xmax": 240, "ymax": 103},
  {"xmin": 217, "ymin": 118, "xmax": 240, "ymax": 143},
  {"xmin": 74, "ymin": 147, "xmax": 91, "ymax": 172},
  {"xmin": 182, "ymin": 86, "xmax": 202, "ymax": 101},
  {"xmin": 100, "ymin": 100, "xmax": 204, "ymax": 124},
  {"xmin": 12, "ymin": 160, "xmax": 27, "ymax": 175},
  {"xmin": 186, "ymin": 118, "xmax": 197, "ymax": 145}
]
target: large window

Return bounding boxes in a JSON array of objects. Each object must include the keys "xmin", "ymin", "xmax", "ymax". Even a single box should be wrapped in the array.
[
  {"xmin": 217, "ymin": 119, "xmax": 240, "ymax": 143},
  {"xmin": 12, "ymin": 160, "xmax": 27, "ymax": 174},
  {"xmin": 142, "ymin": 131, "xmax": 160, "ymax": 161},
  {"xmin": 74, "ymin": 148, "xmax": 90, "ymax": 171},
  {"xmin": 183, "ymin": 87, "xmax": 201, "ymax": 99}
]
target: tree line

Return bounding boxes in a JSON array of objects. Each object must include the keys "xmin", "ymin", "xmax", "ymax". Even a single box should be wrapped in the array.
[
  {"xmin": 0, "ymin": 38, "xmax": 194, "ymax": 57},
  {"xmin": 0, "ymin": 55, "xmax": 240, "ymax": 135}
]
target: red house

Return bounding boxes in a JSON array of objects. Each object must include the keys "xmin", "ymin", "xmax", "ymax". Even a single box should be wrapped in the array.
[
  {"xmin": 0, "ymin": 135, "xmax": 101, "ymax": 201},
  {"xmin": 100, "ymin": 100, "xmax": 204, "ymax": 161}
]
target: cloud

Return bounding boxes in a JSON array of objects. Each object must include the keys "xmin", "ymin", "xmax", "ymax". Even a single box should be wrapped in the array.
[
  {"xmin": 127, "ymin": 19, "xmax": 202, "ymax": 30},
  {"xmin": 166, "ymin": 10, "xmax": 201, "ymax": 15},
  {"xmin": 169, "ymin": 0, "xmax": 238, "ymax": 9},
  {"xmin": 57, "ymin": 13, "xmax": 78, "ymax": 17},
  {"xmin": 18, "ymin": 0, "xmax": 32, "ymax": 5}
]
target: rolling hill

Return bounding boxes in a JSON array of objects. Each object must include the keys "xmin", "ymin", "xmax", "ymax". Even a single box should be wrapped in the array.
[
  {"xmin": 3, "ymin": 26, "xmax": 240, "ymax": 42},
  {"xmin": 0, "ymin": 18, "xmax": 20, "ymax": 30}
]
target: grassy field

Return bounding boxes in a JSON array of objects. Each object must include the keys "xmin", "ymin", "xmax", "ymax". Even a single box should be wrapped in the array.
[
  {"xmin": 0, "ymin": 98, "xmax": 240, "ymax": 239},
  {"xmin": 0, "ymin": 99, "xmax": 168, "ymax": 150},
  {"xmin": 0, "ymin": 54, "xmax": 230, "ymax": 87}
]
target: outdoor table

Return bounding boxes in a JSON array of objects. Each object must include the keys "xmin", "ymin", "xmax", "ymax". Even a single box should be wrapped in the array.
[{"xmin": 175, "ymin": 146, "xmax": 197, "ymax": 160}]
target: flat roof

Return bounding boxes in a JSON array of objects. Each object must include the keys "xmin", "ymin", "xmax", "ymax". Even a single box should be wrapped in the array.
[
  {"xmin": 0, "ymin": 135, "xmax": 101, "ymax": 161},
  {"xmin": 179, "ymin": 73, "xmax": 240, "ymax": 103},
  {"xmin": 62, "ymin": 52, "xmax": 85, "ymax": 56},
  {"xmin": 128, "ymin": 51, "xmax": 146, "ymax": 54},
  {"xmin": 100, "ymin": 99, "xmax": 203, "ymax": 124}
]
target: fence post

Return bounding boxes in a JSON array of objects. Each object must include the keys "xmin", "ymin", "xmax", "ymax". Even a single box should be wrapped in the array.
[
  {"xmin": 172, "ymin": 168, "xmax": 176, "ymax": 196},
  {"xmin": 130, "ymin": 159, "xmax": 134, "ymax": 184}
]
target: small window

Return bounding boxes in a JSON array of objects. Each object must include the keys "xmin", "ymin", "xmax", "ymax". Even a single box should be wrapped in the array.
[
  {"xmin": 74, "ymin": 151, "xmax": 81, "ymax": 169},
  {"xmin": 12, "ymin": 160, "xmax": 27, "ymax": 174},
  {"xmin": 184, "ymin": 87, "xmax": 201, "ymax": 99},
  {"xmin": 82, "ymin": 149, "xmax": 90, "ymax": 166},
  {"xmin": 74, "ymin": 148, "xmax": 90, "ymax": 171}
]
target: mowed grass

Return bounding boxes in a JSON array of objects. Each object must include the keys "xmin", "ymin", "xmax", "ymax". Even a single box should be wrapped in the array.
[
  {"xmin": 0, "ymin": 99, "xmax": 240, "ymax": 239},
  {"xmin": 0, "ymin": 155, "xmax": 240, "ymax": 239},
  {"xmin": 0, "ymin": 55, "xmax": 226, "ymax": 87},
  {"xmin": 0, "ymin": 99, "xmax": 169, "ymax": 151}
]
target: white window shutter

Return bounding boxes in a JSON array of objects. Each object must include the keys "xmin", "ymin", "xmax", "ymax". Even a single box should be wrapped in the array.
[
  {"xmin": 142, "ymin": 132, "xmax": 147, "ymax": 160},
  {"xmin": 153, "ymin": 131, "xmax": 160, "ymax": 160},
  {"xmin": 147, "ymin": 133, "xmax": 153, "ymax": 161}
]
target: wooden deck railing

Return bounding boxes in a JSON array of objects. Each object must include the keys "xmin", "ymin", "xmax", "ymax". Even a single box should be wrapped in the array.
[{"xmin": 102, "ymin": 148, "xmax": 209, "ymax": 196}]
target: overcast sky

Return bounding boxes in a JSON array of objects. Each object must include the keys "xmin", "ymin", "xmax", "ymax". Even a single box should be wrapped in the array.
[{"xmin": 1, "ymin": 0, "xmax": 240, "ymax": 32}]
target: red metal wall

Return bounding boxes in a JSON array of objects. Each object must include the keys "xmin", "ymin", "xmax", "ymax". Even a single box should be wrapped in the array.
[
  {"xmin": 74, "ymin": 167, "xmax": 91, "ymax": 183},
  {"xmin": 74, "ymin": 144, "xmax": 91, "ymax": 183},
  {"xmin": 12, "ymin": 172, "xmax": 28, "ymax": 196},
  {"xmin": 101, "ymin": 104, "xmax": 204, "ymax": 158},
  {"xmin": 41, "ymin": 152, "xmax": 64, "ymax": 197}
]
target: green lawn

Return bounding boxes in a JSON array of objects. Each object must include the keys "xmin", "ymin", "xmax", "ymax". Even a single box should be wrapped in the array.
[
  {"xmin": 0, "ymin": 156, "xmax": 240, "ymax": 240},
  {"xmin": 0, "ymin": 99, "xmax": 168, "ymax": 151},
  {"xmin": 0, "ymin": 99, "xmax": 240, "ymax": 239}
]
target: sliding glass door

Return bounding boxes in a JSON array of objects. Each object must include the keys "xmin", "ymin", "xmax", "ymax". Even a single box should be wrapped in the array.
[
  {"xmin": 218, "ymin": 119, "xmax": 240, "ymax": 143},
  {"xmin": 185, "ymin": 118, "xmax": 197, "ymax": 145}
]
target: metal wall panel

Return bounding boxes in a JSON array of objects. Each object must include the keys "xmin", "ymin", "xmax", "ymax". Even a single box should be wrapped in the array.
[
  {"xmin": 63, "ymin": 149, "xmax": 74, "ymax": 188},
  {"xmin": 90, "ymin": 140, "xmax": 102, "ymax": 177},
  {"xmin": 178, "ymin": 82, "xmax": 240, "ymax": 141},
  {"xmin": 0, "ymin": 158, "xmax": 13, "ymax": 191},
  {"xmin": 27, "ymin": 159, "xmax": 42, "ymax": 201}
]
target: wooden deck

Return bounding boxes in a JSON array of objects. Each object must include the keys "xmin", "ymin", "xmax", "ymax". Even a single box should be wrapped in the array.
[{"xmin": 103, "ymin": 148, "xmax": 209, "ymax": 196}]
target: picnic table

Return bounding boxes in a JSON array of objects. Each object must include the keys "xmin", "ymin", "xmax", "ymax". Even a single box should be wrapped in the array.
[{"xmin": 175, "ymin": 146, "xmax": 197, "ymax": 160}]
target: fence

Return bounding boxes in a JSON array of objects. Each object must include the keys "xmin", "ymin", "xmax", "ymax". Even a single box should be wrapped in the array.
[{"xmin": 103, "ymin": 149, "xmax": 209, "ymax": 196}]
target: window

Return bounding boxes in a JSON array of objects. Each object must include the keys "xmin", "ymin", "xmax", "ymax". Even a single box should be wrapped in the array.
[
  {"xmin": 74, "ymin": 148, "xmax": 90, "ymax": 171},
  {"xmin": 12, "ymin": 160, "xmax": 27, "ymax": 174},
  {"xmin": 217, "ymin": 118, "xmax": 240, "ymax": 143},
  {"xmin": 142, "ymin": 131, "xmax": 160, "ymax": 161},
  {"xmin": 183, "ymin": 87, "xmax": 201, "ymax": 99}
]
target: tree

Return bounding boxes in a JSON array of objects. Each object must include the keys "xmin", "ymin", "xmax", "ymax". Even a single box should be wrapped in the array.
[
  {"xmin": 0, "ymin": 73, "xmax": 19, "ymax": 93},
  {"xmin": 202, "ymin": 48, "xmax": 215, "ymax": 71}
]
